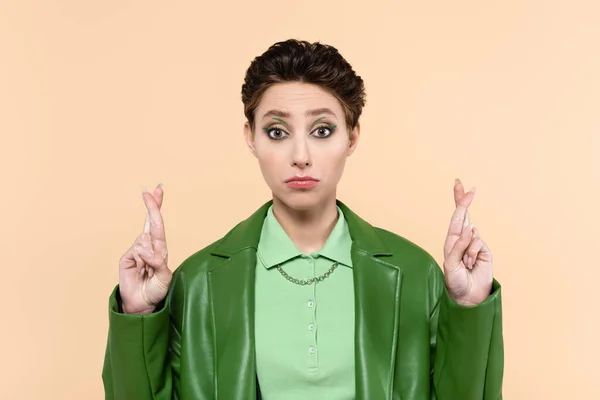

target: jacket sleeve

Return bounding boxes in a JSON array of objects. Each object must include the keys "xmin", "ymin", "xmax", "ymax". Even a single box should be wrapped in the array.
[
  {"xmin": 429, "ymin": 261, "xmax": 504, "ymax": 400},
  {"xmin": 102, "ymin": 272, "xmax": 183, "ymax": 400}
]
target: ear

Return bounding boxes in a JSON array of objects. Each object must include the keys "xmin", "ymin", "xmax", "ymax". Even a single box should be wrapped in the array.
[
  {"xmin": 347, "ymin": 122, "xmax": 360, "ymax": 156},
  {"xmin": 243, "ymin": 121, "xmax": 257, "ymax": 158}
]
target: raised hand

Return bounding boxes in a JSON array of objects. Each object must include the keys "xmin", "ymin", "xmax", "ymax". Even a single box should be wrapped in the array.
[
  {"xmin": 442, "ymin": 179, "xmax": 493, "ymax": 306},
  {"xmin": 118, "ymin": 184, "xmax": 173, "ymax": 314}
]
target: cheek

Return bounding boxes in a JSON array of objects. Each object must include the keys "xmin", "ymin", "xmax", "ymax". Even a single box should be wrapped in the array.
[
  {"xmin": 329, "ymin": 154, "xmax": 348, "ymax": 176},
  {"xmin": 256, "ymin": 150, "xmax": 284, "ymax": 176},
  {"xmin": 318, "ymin": 146, "xmax": 348, "ymax": 174}
]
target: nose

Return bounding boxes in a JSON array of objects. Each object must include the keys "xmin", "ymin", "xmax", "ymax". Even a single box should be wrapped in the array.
[{"xmin": 291, "ymin": 138, "xmax": 312, "ymax": 169}]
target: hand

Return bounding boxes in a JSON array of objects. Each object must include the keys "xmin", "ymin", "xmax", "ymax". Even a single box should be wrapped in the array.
[
  {"xmin": 442, "ymin": 179, "xmax": 493, "ymax": 306},
  {"xmin": 118, "ymin": 184, "xmax": 173, "ymax": 314}
]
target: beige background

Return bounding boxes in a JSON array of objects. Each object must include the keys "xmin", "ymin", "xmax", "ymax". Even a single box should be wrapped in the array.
[{"xmin": 2, "ymin": 0, "xmax": 599, "ymax": 398}]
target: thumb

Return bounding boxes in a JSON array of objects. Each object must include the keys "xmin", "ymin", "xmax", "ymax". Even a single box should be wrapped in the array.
[
  {"xmin": 138, "ymin": 248, "xmax": 169, "ymax": 271},
  {"xmin": 445, "ymin": 222, "xmax": 475, "ymax": 271},
  {"xmin": 138, "ymin": 249, "xmax": 171, "ymax": 282}
]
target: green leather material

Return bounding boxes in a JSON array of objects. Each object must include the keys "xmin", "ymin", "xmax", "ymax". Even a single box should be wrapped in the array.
[{"xmin": 102, "ymin": 199, "xmax": 503, "ymax": 399}]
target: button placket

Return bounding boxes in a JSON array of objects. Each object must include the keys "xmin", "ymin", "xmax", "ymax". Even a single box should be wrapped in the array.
[{"xmin": 307, "ymin": 256, "xmax": 319, "ymax": 369}]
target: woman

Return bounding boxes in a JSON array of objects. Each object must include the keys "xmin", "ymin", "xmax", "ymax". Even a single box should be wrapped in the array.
[{"xmin": 102, "ymin": 39, "xmax": 503, "ymax": 400}]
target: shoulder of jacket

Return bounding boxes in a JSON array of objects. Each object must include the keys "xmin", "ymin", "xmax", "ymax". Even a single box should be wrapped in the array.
[
  {"xmin": 371, "ymin": 226, "xmax": 439, "ymax": 270},
  {"xmin": 171, "ymin": 236, "xmax": 227, "ymax": 277},
  {"xmin": 168, "ymin": 211, "xmax": 262, "ymax": 281}
]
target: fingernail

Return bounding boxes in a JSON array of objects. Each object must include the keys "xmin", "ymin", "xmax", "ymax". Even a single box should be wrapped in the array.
[
  {"xmin": 142, "ymin": 249, "xmax": 153, "ymax": 259},
  {"xmin": 157, "ymin": 183, "xmax": 163, "ymax": 189},
  {"xmin": 142, "ymin": 187, "xmax": 148, "ymax": 193},
  {"xmin": 468, "ymin": 257, "xmax": 473, "ymax": 267},
  {"xmin": 471, "ymin": 186, "xmax": 477, "ymax": 194}
]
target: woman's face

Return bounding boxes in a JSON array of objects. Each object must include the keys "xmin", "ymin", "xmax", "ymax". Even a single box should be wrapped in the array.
[{"xmin": 244, "ymin": 82, "xmax": 360, "ymax": 211}]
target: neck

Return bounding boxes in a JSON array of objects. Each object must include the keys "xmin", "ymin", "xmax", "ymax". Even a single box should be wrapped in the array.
[{"xmin": 271, "ymin": 195, "xmax": 339, "ymax": 254}]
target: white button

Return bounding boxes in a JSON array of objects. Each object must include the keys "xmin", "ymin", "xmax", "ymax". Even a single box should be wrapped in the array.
[
  {"xmin": 307, "ymin": 258, "xmax": 313, "ymax": 263},
  {"xmin": 307, "ymin": 300, "xmax": 314, "ymax": 308},
  {"xmin": 309, "ymin": 346, "xmax": 315, "ymax": 354},
  {"xmin": 308, "ymin": 323, "xmax": 315, "ymax": 331}
]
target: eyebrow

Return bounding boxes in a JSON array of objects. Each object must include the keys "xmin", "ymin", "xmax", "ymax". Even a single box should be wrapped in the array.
[
  {"xmin": 306, "ymin": 108, "xmax": 336, "ymax": 118},
  {"xmin": 262, "ymin": 108, "xmax": 338, "ymax": 121}
]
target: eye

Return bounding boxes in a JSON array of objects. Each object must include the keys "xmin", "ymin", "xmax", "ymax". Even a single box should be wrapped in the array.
[
  {"xmin": 311, "ymin": 125, "xmax": 336, "ymax": 138},
  {"xmin": 263, "ymin": 127, "xmax": 289, "ymax": 140}
]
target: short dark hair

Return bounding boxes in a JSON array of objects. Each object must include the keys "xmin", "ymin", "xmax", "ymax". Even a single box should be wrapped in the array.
[{"xmin": 241, "ymin": 39, "xmax": 366, "ymax": 132}]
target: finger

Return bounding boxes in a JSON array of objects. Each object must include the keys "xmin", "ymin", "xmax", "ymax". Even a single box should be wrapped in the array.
[
  {"xmin": 132, "ymin": 251, "xmax": 145, "ymax": 276},
  {"xmin": 471, "ymin": 227, "xmax": 488, "ymax": 256},
  {"xmin": 447, "ymin": 189, "xmax": 476, "ymax": 237},
  {"xmin": 142, "ymin": 188, "xmax": 167, "ymax": 244},
  {"xmin": 454, "ymin": 178, "xmax": 465, "ymax": 206},
  {"xmin": 154, "ymin": 183, "xmax": 164, "ymax": 209},
  {"xmin": 476, "ymin": 234, "xmax": 493, "ymax": 263},
  {"xmin": 446, "ymin": 222, "xmax": 476, "ymax": 269},
  {"xmin": 119, "ymin": 248, "xmax": 138, "ymax": 271},
  {"xmin": 132, "ymin": 233, "xmax": 152, "ymax": 250},
  {"xmin": 465, "ymin": 237, "xmax": 484, "ymax": 270},
  {"xmin": 147, "ymin": 266, "xmax": 154, "ymax": 279},
  {"xmin": 133, "ymin": 235, "xmax": 150, "ymax": 276},
  {"xmin": 133, "ymin": 233, "xmax": 168, "ymax": 277},
  {"xmin": 454, "ymin": 179, "xmax": 474, "ymax": 225},
  {"xmin": 142, "ymin": 225, "xmax": 157, "ymax": 277},
  {"xmin": 138, "ymin": 231, "xmax": 168, "ymax": 267},
  {"xmin": 120, "ymin": 244, "xmax": 148, "ymax": 277},
  {"xmin": 133, "ymin": 245, "xmax": 153, "ymax": 263},
  {"xmin": 133, "ymin": 245, "xmax": 168, "ymax": 271},
  {"xmin": 143, "ymin": 184, "xmax": 164, "ymax": 233}
]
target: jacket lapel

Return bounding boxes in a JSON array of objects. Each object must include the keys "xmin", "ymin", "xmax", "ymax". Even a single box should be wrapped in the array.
[
  {"xmin": 339, "ymin": 201, "xmax": 402, "ymax": 400},
  {"xmin": 206, "ymin": 200, "xmax": 402, "ymax": 399},
  {"xmin": 208, "ymin": 202, "xmax": 272, "ymax": 399}
]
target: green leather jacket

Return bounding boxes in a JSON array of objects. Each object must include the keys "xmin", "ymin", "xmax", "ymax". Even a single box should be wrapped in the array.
[{"xmin": 102, "ymin": 200, "xmax": 504, "ymax": 399}]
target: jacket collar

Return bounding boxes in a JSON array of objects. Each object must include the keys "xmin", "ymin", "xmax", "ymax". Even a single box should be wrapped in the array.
[
  {"xmin": 257, "ymin": 204, "xmax": 353, "ymax": 269},
  {"xmin": 208, "ymin": 199, "xmax": 401, "ymax": 399},
  {"xmin": 210, "ymin": 199, "xmax": 392, "ymax": 258}
]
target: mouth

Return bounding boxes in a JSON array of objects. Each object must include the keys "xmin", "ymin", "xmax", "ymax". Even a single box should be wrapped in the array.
[
  {"xmin": 284, "ymin": 175, "xmax": 320, "ymax": 189},
  {"xmin": 284, "ymin": 175, "xmax": 319, "ymax": 183}
]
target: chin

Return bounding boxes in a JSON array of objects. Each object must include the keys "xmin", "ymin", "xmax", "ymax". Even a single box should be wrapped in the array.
[{"xmin": 274, "ymin": 190, "xmax": 325, "ymax": 212}]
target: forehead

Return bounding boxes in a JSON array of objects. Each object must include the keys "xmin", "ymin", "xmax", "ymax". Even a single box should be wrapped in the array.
[{"xmin": 255, "ymin": 82, "xmax": 344, "ymax": 118}]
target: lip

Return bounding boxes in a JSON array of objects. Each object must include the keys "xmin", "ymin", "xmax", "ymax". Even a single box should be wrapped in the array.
[
  {"xmin": 284, "ymin": 175, "xmax": 320, "ymax": 183},
  {"xmin": 285, "ymin": 175, "xmax": 320, "ymax": 189}
]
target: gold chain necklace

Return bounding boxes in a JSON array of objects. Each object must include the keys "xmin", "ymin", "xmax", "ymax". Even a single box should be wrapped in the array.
[{"xmin": 276, "ymin": 261, "xmax": 339, "ymax": 285}]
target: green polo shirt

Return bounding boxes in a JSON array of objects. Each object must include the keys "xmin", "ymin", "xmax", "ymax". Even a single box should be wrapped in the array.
[{"xmin": 254, "ymin": 205, "xmax": 355, "ymax": 399}]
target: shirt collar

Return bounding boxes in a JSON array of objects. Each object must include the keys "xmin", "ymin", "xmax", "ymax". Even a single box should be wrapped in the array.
[{"xmin": 257, "ymin": 205, "xmax": 353, "ymax": 270}]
